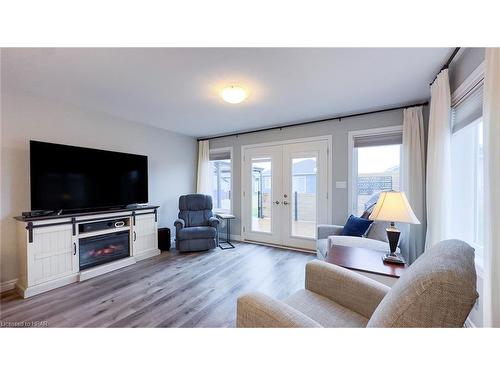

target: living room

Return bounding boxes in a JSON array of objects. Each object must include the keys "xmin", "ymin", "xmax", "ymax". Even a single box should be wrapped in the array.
[{"xmin": 1, "ymin": 1, "xmax": 499, "ymax": 374}]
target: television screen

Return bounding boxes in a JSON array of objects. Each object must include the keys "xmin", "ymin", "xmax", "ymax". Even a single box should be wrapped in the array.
[{"xmin": 30, "ymin": 140, "xmax": 148, "ymax": 212}]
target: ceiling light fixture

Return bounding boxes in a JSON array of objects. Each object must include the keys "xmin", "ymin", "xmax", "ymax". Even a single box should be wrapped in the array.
[{"xmin": 220, "ymin": 85, "xmax": 247, "ymax": 104}]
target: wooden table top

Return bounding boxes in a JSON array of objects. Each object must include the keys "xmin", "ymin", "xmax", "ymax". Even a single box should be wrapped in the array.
[
  {"xmin": 216, "ymin": 213, "xmax": 236, "ymax": 219},
  {"xmin": 325, "ymin": 245, "xmax": 407, "ymax": 278}
]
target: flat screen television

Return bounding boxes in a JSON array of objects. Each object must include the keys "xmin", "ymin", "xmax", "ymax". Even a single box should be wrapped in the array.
[{"xmin": 30, "ymin": 140, "xmax": 148, "ymax": 212}]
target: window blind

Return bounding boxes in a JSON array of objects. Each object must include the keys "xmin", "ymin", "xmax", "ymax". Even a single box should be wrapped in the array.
[
  {"xmin": 353, "ymin": 132, "xmax": 402, "ymax": 148},
  {"xmin": 209, "ymin": 150, "xmax": 231, "ymax": 161},
  {"xmin": 452, "ymin": 80, "xmax": 484, "ymax": 133}
]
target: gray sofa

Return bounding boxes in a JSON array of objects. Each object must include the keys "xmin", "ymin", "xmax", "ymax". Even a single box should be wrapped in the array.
[
  {"xmin": 174, "ymin": 194, "xmax": 220, "ymax": 252},
  {"xmin": 237, "ymin": 239, "xmax": 478, "ymax": 328},
  {"xmin": 316, "ymin": 223, "xmax": 399, "ymax": 260},
  {"xmin": 316, "ymin": 193, "xmax": 398, "ymax": 260}
]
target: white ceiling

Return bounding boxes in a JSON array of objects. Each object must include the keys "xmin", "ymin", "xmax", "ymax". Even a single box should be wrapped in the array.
[{"xmin": 2, "ymin": 48, "xmax": 452, "ymax": 137}]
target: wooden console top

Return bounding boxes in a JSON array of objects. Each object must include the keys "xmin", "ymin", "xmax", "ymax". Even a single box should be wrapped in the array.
[
  {"xmin": 14, "ymin": 205, "xmax": 159, "ymax": 222},
  {"xmin": 325, "ymin": 245, "xmax": 407, "ymax": 278}
]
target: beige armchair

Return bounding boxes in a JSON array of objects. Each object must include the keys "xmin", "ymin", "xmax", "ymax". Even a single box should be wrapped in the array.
[{"xmin": 237, "ymin": 239, "xmax": 478, "ymax": 328}]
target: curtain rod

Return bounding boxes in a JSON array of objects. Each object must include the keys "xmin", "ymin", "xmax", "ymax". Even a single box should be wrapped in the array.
[
  {"xmin": 429, "ymin": 47, "xmax": 461, "ymax": 86},
  {"xmin": 197, "ymin": 101, "xmax": 428, "ymax": 141}
]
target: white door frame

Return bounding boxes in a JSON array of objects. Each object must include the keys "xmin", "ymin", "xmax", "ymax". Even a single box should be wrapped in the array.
[{"xmin": 241, "ymin": 135, "xmax": 333, "ymax": 249}]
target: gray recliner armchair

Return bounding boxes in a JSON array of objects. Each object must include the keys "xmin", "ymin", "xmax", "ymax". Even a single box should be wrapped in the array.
[
  {"xmin": 174, "ymin": 194, "xmax": 220, "ymax": 252},
  {"xmin": 237, "ymin": 239, "xmax": 478, "ymax": 327}
]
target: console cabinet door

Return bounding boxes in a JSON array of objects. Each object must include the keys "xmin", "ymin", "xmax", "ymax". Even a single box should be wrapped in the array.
[
  {"xmin": 27, "ymin": 224, "xmax": 78, "ymax": 286},
  {"xmin": 132, "ymin": 213, "xmax": 158, "ymax": 256}
]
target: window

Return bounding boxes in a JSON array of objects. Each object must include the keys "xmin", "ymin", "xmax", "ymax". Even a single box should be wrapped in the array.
[
  {"xmin": 451, "ymin": 84, "xmax": 484, "ymax": 264},
  {"xmin": 209, "ymin": 148, "xmax": 232, "ymax": 213},
  {"xmin": 350, "ymin": 128, "xmax": 403, "ymax": 216}
]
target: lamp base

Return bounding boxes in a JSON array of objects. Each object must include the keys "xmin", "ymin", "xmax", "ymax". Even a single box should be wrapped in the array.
[{"xmin": 382, "ymin": 252, "xmax": 406, "ymax": 264}]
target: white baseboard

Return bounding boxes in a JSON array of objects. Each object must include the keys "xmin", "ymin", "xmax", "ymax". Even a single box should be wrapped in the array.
[
  {"xmin": 172, "ymin": 234, "xmax": 243, "ymax": 245},
  {"xmin": 240, "ymin": 239, "xmax": 315, "ymax": 254},
  {"xmin": 0, "ymin": 279, "xmax": 18, "ymax": 293},
  {"xmin": 19, "ymin": 274, "xmax": 79, "ymax": 298}
]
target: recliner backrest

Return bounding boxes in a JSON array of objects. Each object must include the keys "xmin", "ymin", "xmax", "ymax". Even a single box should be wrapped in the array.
[
  {"xmin": 367, "ymin": 239, "xmax": 478, "ymax": 328},
  {"xmin": 178, "ymin": 194, "xmax": 214, "ymax": 227}
]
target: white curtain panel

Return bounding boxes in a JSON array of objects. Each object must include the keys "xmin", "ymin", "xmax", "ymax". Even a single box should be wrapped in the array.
[
  {"xmin": 425, "ymin": 69, "xmax": 452, "ymax": 249},
  {"xmin": 483, "ymin": 48, "xmax": 500, "ymax": 327},
  {"xmin": 196, "ymin": 140, "xmax": 211, "ymax": 194},
  {"xmin": 401, "ymin": 106, "xmax": 426, "ymax": 263}
]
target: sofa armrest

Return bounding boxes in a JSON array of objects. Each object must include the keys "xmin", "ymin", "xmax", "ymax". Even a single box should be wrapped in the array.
[
  {"xmin": 174, "ymin": 218, "xmax": 185, "ymax": 230},
  {"xmin": 317, "ymin": 224, "xmax": 344, "ymax": 239},
  {"xmin": 208, "ymin": 217, "xmax": 220, "ymax": 228},
  {"xmin": 236, "ymin": 292, "xmax": 322, "ymax": 328},
  {"xmin": 305, "ymin": 260, "xmax": 390, "ymax": 319}
]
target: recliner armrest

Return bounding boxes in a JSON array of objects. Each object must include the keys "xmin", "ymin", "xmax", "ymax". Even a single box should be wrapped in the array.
[
  {"xmin": 305, "ymin": 260, "xmax": 390, "ymax": 319},
  {"xmin": 174, "ymin": 218, "xmax": 185, "ymax": 229},
  {"xmin": 236, "ymin": 292, "xmax": 321, "ymax": 328},
  {"xmin": 208, "ymin": 217, "xmax": 220, "ymax": 227}
]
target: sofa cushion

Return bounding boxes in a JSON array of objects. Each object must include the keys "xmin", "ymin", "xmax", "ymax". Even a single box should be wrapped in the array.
[
  {"xmin": 328, "ymin": 235, "xmax": 400, "ymax": 253},
  {"xmin": 365, "ymin": 221, "xmax": 390, "ymax": 242},
  {"xmin": 285, "ymin": 289, "xmax": 368, "ymax": 328},
  {"xmin": 178, "ymin": 194, "xmax": 214, "ymax": 227},
  {"xmin": 177, "ymin": 226, "xmax": 217, "ymax": 240},
  {"xmin": 179, "ymin": 194, "xmax": 213, "ymax": 211},
  {"xmin": 341, "ymin": 215, "xmax": 373, "ymax": 237}
]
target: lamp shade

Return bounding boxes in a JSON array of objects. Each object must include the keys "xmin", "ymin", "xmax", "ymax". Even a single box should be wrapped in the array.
[{"xmin": 368, "ymin": 191, "xmax": 420, "ymax": 224}]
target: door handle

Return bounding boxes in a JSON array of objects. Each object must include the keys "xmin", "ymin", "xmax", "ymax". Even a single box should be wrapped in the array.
[
  {"xmin": 283, "ymin": 201, "xmax": 289, "ymax": 205},
  {"xmin": 274, "ymin": 200, "xmax": 280, "ymax": 205},
  {"xmin": 133, "ymin": 231, "xmax": 137, "ymax": 241},
  {"xmin": 73, "ymin": 243, "xmax": 77, "ymax": 255}
]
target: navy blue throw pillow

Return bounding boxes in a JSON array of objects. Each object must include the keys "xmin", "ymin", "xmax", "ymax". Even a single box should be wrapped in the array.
[{"xmin": 341, "ymin": 215, "xmax": 373, "ymax": 237}]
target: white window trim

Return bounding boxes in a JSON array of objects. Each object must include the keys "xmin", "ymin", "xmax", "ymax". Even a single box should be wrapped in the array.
[
  {"xmin": 348, "ymin": 125, "xmax": 403, "ymax": 215},
  {"xmin": 209, "ymin": 146, "xmax": 233, "ymax": 214}
]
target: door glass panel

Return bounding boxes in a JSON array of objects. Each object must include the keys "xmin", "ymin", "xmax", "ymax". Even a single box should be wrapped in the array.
[
  {"xmin": 251, "ymin": 158, "xmax": 272, "ymax": 233},
  {"xmin": 291, "ymin": 157, "xmax": 317, "ymax": 238}
]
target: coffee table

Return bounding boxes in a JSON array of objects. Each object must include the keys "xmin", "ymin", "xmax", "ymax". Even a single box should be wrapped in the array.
[{"xmin": 325, "ymin": 245, "xmax": 407, "ymax": 286}]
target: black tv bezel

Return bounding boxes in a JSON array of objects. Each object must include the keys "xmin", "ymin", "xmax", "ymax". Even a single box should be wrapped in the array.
[{"xmin": 29, "ymin": 140, "xmax": 149, "ymax": 213}]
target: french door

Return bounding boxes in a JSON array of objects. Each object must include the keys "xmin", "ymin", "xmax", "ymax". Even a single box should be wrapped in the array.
[{"xmin": 242, "ymin": 139, "xmax": 329, "ymax": 250}]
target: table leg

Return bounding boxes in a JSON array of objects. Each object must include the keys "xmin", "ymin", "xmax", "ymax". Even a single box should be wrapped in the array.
[{"xmin": 219, "ymin": 218, "xmax": 235, "ymax": 249}]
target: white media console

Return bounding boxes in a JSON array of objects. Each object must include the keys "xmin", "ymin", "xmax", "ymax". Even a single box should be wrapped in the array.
[{"xmin": 14, "ymin": 206, "xmax": 160, "ymax": 298}]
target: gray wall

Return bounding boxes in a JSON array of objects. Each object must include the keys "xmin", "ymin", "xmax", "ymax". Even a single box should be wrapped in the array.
[
  {"xmin": 1, "ymin": 90, "xmax": 198, "ymax": 284},
  {"xmin": 449, "ymin": 47, "xmax": 485, "ymax": 327},
  {"xmin": 210, "ymin": 108, "xmax": 416, "ymax": 236}
]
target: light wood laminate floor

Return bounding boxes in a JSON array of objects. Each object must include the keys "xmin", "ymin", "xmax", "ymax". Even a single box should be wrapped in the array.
[{"xmin": 0, "ymin": 242, "xmax": 315, "ymax": 327}]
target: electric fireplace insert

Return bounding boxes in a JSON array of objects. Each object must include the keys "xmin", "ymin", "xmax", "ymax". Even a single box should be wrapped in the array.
[{"xmin": 79, "ymin": 231, "xmax": 130, "ymax": 270}]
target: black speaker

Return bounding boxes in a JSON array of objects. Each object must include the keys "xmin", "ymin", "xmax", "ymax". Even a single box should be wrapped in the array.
[
  {"xmin": 79, "ymin": 219, "xmax": 127, "ymax": 233},
  {"xmin": 158, "ymin": 227, "xmax": 171, "ymax": 251}
]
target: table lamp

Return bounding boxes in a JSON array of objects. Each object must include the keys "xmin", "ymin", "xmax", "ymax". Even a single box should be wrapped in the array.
[{"xmin": 369, "ymin": 191, "xmax": 420, "ymax": 264}]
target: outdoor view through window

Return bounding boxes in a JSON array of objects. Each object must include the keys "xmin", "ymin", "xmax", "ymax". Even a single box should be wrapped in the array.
[
  {"xmin": 354, "ymin": 144, "xmax": 401, "ymax": 215},
  {"xmin": 210, "ymin": 158, "xmax": 231, "ymax": 212}
]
